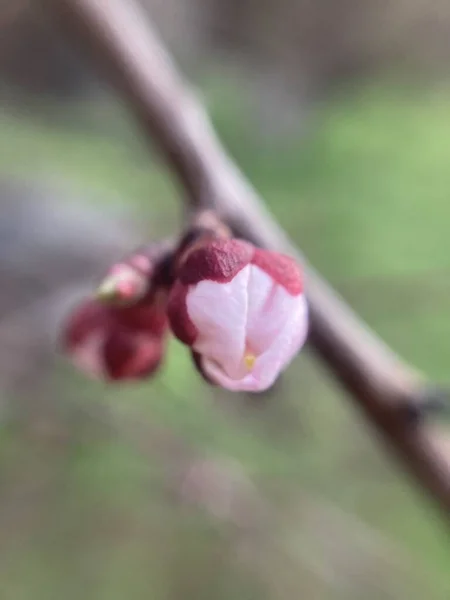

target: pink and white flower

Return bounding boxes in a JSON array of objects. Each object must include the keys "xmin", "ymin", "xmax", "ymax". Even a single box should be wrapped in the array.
[{"xmin": 168, "ymin": 239, "xmax": 308, "ymax": 392}]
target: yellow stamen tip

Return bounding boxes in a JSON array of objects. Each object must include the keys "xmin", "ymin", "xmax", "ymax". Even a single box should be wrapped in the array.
[{"xmin": 244, "ymin": 353, "xmax": 256, "ymax": 370}]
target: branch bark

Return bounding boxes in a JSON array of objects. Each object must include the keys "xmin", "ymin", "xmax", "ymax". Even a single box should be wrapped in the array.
[{"xmin": 42, "ymin": 0, "xmax": 450, "ymax": 515}]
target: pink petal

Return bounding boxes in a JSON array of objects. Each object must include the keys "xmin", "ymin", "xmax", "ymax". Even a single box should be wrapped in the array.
[
  {"xmin": 200, "ymin": 294, "xmax": 308, "ymax": 392},
  {"xmin": 249, "ymin": 294, "xmax": 308, "ymax": 386},
  {"xmin": 186, "ymin": 266, "xmax": 251, "ymax": 378},
  {"xmin": 246, "ymin": 266, "xmax": 303, "ymax": 355}
]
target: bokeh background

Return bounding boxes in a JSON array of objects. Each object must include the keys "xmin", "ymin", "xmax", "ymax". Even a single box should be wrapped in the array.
[{"xmin": 0, "ymin": 1, "xmax": 449, "ymax": 598}]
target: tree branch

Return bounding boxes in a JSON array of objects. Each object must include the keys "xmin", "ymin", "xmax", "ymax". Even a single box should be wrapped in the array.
[{"xmin": 42, "ymin": 0, "xmax": 450, "ymax": 515}]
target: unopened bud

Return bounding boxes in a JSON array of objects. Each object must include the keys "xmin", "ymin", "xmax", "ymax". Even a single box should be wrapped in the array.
[{"xmin": 96, "ymin": 264, "xmax": 148, "ymax": 306}]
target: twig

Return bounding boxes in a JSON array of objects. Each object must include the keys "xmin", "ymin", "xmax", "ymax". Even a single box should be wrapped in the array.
[{"xmin": 42, "ymin": 0, "xmax": 450, "ymax": 514}]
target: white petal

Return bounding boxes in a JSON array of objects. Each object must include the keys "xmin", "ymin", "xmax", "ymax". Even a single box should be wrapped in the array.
[
  {"xmin": 246, "ymin": 265, "xmax": 298, "ymax": 355},
  {"xmin": 201, "ymin": 294, "xmax": 308, "ymax": 392},
  {"xmin": 250, "ymin": 294, "xmax": 308, "ymax": 385},
  {"xmin": 186, "ymin": 267, "xmax": 250, "ymax": 377}
]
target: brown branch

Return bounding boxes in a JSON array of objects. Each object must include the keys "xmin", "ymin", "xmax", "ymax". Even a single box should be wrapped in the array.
[{"xmin": 42, "ymin": 0, "xmax": 450, "ymax": 515}]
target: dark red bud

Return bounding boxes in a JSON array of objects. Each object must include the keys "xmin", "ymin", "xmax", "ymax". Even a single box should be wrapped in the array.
[{"xmin": 103, "ymin": 328, "xmax": 164, "ymax": 381}]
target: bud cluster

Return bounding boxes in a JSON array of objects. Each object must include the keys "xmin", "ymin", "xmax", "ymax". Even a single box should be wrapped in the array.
[{"xmin": 62, "ymin": 215, "xmax": 308, "ymax": 392}]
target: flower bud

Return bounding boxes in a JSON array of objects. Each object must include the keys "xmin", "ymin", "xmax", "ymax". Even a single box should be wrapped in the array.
[
  {"xmin": 62, "ymin": 297, "xmax": 167, "ymax": 382},
  {"xmin": 168, "ymin": 239, "xmax": 308, "ymax": 392},
  {"xmin": 95, "ymin": 241, "xmax": 174, "ymax": 307}
]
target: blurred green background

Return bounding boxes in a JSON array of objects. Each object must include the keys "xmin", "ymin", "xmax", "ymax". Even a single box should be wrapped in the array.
[{"xmin": 0, "ymin": 2, "xmax": 449, "ymax": 599}]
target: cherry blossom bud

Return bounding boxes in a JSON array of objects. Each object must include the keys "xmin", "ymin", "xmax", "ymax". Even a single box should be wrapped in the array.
[
  {"xmin": 62, "ymin": 298, "xmax": 167, "ymax": 381},
  {"xmin": 95, "ymin": 241, "xmax": 174, "ymax": 305},
  {"xmin": 96, "ymin": 263, "xmax": 148, "ymax": 305},
  {"xmin": 168, "ymin": 239, "xmax": 308, "ymax": 392},
  {"xmin": 62, "ymin": 244, "xmax": 173, "ymax": 381},
  {"xmin": 95, "ymin": 250, "xmax": 159, "ymax": 306}
]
